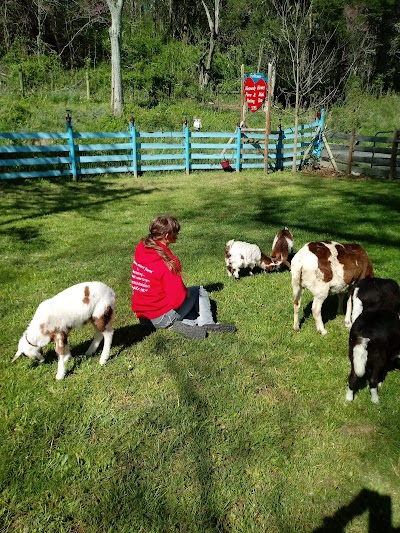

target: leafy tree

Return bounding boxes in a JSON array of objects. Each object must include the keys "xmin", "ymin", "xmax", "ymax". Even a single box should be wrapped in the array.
[{"xmin": 271, "ymin": 0, "xmax": 361, "ymax": 170}]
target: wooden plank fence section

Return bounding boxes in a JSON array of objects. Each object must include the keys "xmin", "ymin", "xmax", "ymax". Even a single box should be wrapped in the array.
[
  {"xmin": 1, "ymin": 110, "xmax": 398, "ymax": 181},
  {"xmin": 0, "ymin": 117, "xmax": 321, "ymax": 180},
  {"xmin": 322, "ymin": 129, "xmax": 400, "ymax": 179}
]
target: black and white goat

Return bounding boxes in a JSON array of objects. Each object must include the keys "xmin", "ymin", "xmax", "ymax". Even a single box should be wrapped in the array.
[
  {"xmin": 13, "ymin": 282, "xmax": 115, "ymax": 380},
  {"xmin": 225, "ymin": 239, "xmax": 275, "ymax": 279},
  {"xmin": 346, "ymin": 309, "xmax": 400, "ymax": 403},
  {"xmin": 351, "ymin": 277, "xmax": 400, "ymax": 324}
]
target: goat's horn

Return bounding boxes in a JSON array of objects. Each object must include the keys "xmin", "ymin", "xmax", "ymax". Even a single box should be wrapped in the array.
[{"xmin": 12, "ymin": 352, "xmax": 22, "ymax": 362}]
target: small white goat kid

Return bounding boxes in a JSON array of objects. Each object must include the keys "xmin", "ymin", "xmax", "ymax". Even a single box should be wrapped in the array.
[
  {"xmin": 225, "ymin": 239, "xmax": 275, "ymax": 279},
  {"xmin": 13, "ymin": 282, "xmax": 115, "ymax": 380}
]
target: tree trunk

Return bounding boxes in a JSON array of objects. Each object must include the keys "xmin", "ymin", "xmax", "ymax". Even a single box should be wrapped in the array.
[
  {"xmin": 292, "ymin": 65, "xmax": 300, "ymax": 172},
  {"xmin": 200, "ymin": 33, "xmax": 215, "ymax": 87},
  {"xmin": 199, "ymin": 0, "xmax": 220, "ymax": 88},
  {"xmin": 34, "ymin": 0, "xmax": 47, "ymax": 63},
  {"xmin": 106, "ymin": 0, "xmax": 124, "ymax": 118}
]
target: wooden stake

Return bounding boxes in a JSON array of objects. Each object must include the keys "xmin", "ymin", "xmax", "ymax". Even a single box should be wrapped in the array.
[
  {"xmin": 86, "ymin": 70, "xmax": 90, "ymax": 100},
  {"xmin": 19, "ymin": 66, "xmax": 24, "ymax": 97},
  {"xmin": 264, "ymin": 63, "xmax": 273, "ymax": 173},
  {"xmin": 240, "ymin": 64, "xmax": 245, "ymax": 125},
  {"xmin": 322, "ymin": 133, "xmax": 338, "ymax": 171}
]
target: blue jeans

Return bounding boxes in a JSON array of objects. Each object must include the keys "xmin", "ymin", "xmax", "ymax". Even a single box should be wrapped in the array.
[{"xmin": 140, "ymin": 286, "xmax": 214, "ymax": 330}]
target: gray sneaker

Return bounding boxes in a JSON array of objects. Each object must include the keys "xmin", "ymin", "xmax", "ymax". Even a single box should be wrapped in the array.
[
  {"xmin": 201, "ymin": 323, "xmax": 237, "ymax": 334},
  {"xmin": 170, "ymin": 321, "xmax": 207, "ymax": 339}
]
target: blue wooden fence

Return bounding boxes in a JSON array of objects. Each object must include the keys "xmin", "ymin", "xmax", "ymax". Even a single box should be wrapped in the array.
[{"xmin": 0, "ymin": 111, "xmax": 324, "ymax": 180}]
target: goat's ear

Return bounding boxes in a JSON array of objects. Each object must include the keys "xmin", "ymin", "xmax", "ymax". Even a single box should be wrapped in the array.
[{"xmin": 12, "ymin": 351, "xmax": 22, "ymax": 362}]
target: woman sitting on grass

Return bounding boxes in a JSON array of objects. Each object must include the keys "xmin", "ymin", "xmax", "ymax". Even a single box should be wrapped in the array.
[{"xmin": 131, "ymin": 215, "xmax": 236, "ymax": 339}]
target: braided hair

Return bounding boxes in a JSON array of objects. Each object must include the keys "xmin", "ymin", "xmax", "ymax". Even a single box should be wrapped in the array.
[{"xmin": 143, "ymin": 215, "xmax": 181, "ymax": 274}]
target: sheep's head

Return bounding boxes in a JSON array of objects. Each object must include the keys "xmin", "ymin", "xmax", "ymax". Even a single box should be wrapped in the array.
[{"xmin": 13, "ymin": 333, "xmax": 45, "ymax": 363}]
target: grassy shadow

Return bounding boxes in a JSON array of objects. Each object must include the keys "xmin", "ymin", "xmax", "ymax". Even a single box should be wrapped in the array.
[
  {"xmin": 254, "ymin": 180, "xmax": 400, "ymax": 250},
  {"xmin": 0, "ymin": 177, "xmax": 159, "ymax": 230},
  {"xmin": 314, "ymin": 489, "xmax": 400, "ymax": 532},
  {"xmin": 38, "ymin": 324, "xmax": 154, "ymax": 377},
  {"xmin": 203, "ymin": 282, "xmax": 224, "ymax": 293},
  {"xmin": 298, "ymin": 294, "xmax": 344, "ymax": 330}
]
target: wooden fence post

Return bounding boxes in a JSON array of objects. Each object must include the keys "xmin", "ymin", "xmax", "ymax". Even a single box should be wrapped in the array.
[
  {"xmin": 66, "ymin": 112, "xmax": 77, "ymax": 181},
  {"xmin": 240, "ymin": 64, "xmax": 246, "ymax": 125},
  {"xmin": 129, "ymin": 116, "xmax": 138, "ymax": 178},
  {"xmin": 86, "ymin": 71, "xmax": 90, "ymax": 100},
  {"xmin": 347, "ymin": 128, "xmax": 356, "ymax": 175},
  {"xmin": 389, "ymin": 129, "xmax": 399, "ymax": 180},
  {"xmin": 322, "ymin": 133, "xmax": 338, "ymax": 172},
  {"xmin": 19, "ymin": 66, "xmax": 24, "ymax": 97},
  {"xmin": 264, "ymin": 63, "xmax": 273, "ymax": 174}
]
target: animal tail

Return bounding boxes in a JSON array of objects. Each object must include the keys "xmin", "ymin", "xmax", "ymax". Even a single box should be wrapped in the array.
[{"xmin": 353, "ymin": 338, "xmax": 369, "ymax": 377}]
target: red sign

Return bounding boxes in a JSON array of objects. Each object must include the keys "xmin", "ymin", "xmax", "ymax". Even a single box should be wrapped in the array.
[{"xmin": 244, "ymin": 76, "xmax": 267, "ymax": 112}]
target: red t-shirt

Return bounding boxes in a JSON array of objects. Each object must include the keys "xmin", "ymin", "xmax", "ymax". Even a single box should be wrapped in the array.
[{"xmin": 131, "ymin": 240, "xmax": 187, "ymax": 319}]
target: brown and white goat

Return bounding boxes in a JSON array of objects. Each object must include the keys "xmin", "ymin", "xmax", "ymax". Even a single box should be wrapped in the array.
[
  {"xmin": 225, "ymin": 239, "xmax": 275, "ymax": 279},
  {"xmin": 13, "ymin": 282, "xmax": 115, "ymax": 380},
  {"xmin": 270, "ymin": 227, "xmax": 294, "ymax": 271},
  {"xmin": 291, "ymin": 241, "xmax": 374, "ymax": 335}
]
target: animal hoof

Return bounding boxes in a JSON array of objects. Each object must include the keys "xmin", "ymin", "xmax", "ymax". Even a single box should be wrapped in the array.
[
  {"xmin": 370, "ymin": 388, "xmax": 379, "ymax": 403},
  {"xmin": 345, "ymin": 389, "xmax": 354, "ymax": 402}
]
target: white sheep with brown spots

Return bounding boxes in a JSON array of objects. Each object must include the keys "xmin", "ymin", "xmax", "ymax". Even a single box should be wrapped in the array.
[
  {"xmin": 225, "ymin": 239, "xmax": 275, "ymax": 279},
  {"xmin": 291, "ymin": 241, "xmax": 374, "ymax": 335},
  {"xmin": 13, "ymin": 282, "xmax": 115, "ymax": 380}
]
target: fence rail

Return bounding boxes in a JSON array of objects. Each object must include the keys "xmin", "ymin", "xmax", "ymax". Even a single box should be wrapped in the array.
[
  {"xmin": 0, "ymin": 114, "xmax": 323, "ymax": 180},
  {"xmin": 322, "ymin": 129, "xmax": 399, "ymax": 179}
]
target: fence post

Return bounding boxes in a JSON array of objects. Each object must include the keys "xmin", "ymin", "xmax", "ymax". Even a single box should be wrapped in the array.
[
  {"xmin": 235, "ymin": 125, "xmax": 241, "ymax": 172},
  {"xmin": 264, "ymin": 62, "xmax": 273, "ymax": 174},
  {"xmin": 129, "ymin": 116, "xmax": 138, "ymax": 178},
  {"xmin": 19, "ymin": 66, "xmax": 25, "ymax": 98},
  {"xmin": 86, "ymin": 70, "xmax": 90, "ymax": 100},
  {"xmin": 276, "ymin": 121, "xmax": 284, "ymax": 171},
  {"xmin": 347, "ymin": 128, "xmax": 356, "ymax": 175},
  {"xmin": 313, "ymin": 108, "xmax": 325, "ymax": 160},
  {"xmin": 183, "ymin": 120, "xmax": 190, "ymax": 175},
  {"xmin": 389, "ymin": 129, "xmax": 398, "ymax": 180},
  {"xmin": 66, "ymin": 112, "xmax": 77, "ymax": 181}
]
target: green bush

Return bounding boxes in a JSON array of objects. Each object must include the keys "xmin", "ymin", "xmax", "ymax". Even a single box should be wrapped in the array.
[
  {"xmin": 8, "ymin": 54, "xmax": 63, "ymax": 92},
  {"xmin": 122, "ymin": 30, "xmax": 200, "ymax": 103}
]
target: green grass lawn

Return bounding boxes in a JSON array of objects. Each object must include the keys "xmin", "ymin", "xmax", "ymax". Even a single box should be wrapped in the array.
[{"xmin": 1, "ymin": 170, "xmax": 400, "ymax": 532}]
